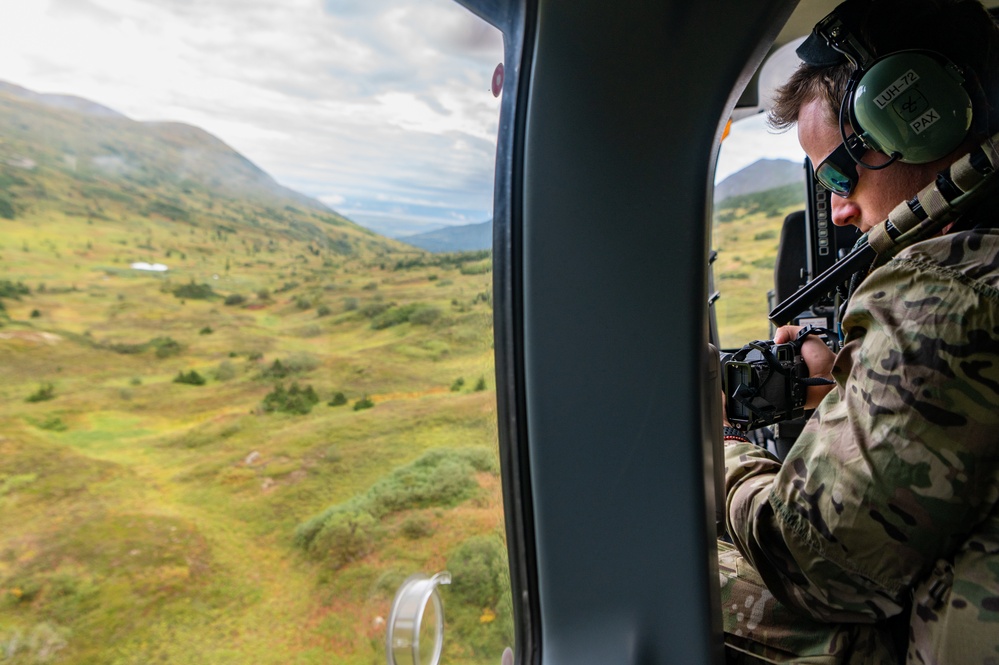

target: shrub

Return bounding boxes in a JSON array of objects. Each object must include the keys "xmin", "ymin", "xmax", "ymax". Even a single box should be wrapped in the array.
[
  {"xmin": 353, "ymin": 395, "xmax": 375, "ymax": 411},
  {"xmin": 261, "ymin": 382, "xmax": 319, "ymax": 414},
  {"xmin": 107, "ymin": 341, "xmax": 145, "ymax": 354},
  {"xmin": 172, "ymin": 281, "xmax": 215, "ymax": 300},
  {"xmin": 0, "ymin": 196, "xmax": 15, "ymax": 219},
  {"xmin": 260, "ymin": 359, "xmax": 287, "ymax": 379},
  {"xmin": 0, "ymin": 280, "xmax": 29, "ymax": 299},
  {"xmin": 215, "ymin": 360, "xmax": 237, "ymax": 381},
  {"xmin": 30, "ymin": 309, "xmax": 41, "ymax": 318},
  {"xmin": 474, "ymin": 376, "xmax": 487, "ymax": 391},
  {"xmin": 257, "ymin": 289, "xmax": 271, "ymax": 301},
  {"xmin": 400, "ymin": 514, "xmax": 434, "ymax": 540},
  {"xmin": 199, "ymin": 326, "xmax": 213, "ymax": 335},
  {"xmin": 328, "ymin": 392, "xmax": 347, "ymax": 407},
  {"xmin": 362, "ymin": 281, "xmax": 378, "ymax": 291},
  {"xmin": 294, "ymin": 296, "xmax": 311, "ymax": 310},
  {"xmin": 342, "ymin": 297, "xmax": 358, "ymax": 311},
  {"xmin": 26, "ymin": 383, "xmax": 55, "ymax": 403},
  {"xmin": 294, "ymin": 448, "xmax": 496, "ymax": 564},
  {"xmin": 224, "ymin": 293, "xmax": 246, "ymax": 306},
  {"xmin": 410, "ymin": 305, "xmax": 441, "ymax": 325},
  {"xmin": 364, "ymin": 449, "xmax": 492, "ymax": 517},
  {"xmin": 173, "ymin": 370, "xmax": 206, "ymax": 386},
  {"xmin": 451, "ymin": 377, "xmax": 465, "ymax": 392},
  {"xmin": 446, "ymin": 534, "xmax": 508, "ymax": 607},
  {"xmin": 37, "ymin": 416, "xmax": 68, "ymax": 431},
  {"xmin": 369, "ymin": 303, "xmax": 440, "ymax": 330},
  {"xmin": 259, "ymin": 352, "xmax": 319, "ymax": 380},
  {"xmin": 370, "ymin": 305, "xmax": 412, "ymax": 330},
  {"xmin": 360, "ymin": 301, "xmax": 390, "ymax": 318},
  {"xmin": 307, "ymin": 509, "xmax": 379, "ymax": 569},
  {"xmin": 151, "ymin": 336, "xmax": 182, "ymax": 358},
  {"xmin": 316, "ymin": 304, "xmax": 332, "ymax": 317}
]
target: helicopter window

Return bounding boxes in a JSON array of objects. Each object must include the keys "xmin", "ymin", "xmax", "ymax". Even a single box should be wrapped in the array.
[{"xmin": 0, "ymin": 1, "xmax": 512, "ymax": 663}]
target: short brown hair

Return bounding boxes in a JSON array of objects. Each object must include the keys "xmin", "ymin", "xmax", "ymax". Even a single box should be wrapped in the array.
[{"xmin": 768, "ymin": 63, "xmax": 852, "ymax": 130}]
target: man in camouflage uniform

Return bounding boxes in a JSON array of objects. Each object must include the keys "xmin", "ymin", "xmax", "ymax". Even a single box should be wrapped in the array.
[{"xmin": 718, "ymin": 1, "xmax": 999, "ymax": 663}]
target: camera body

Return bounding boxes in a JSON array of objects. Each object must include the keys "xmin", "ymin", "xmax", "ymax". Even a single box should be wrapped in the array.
[{"xmin": 722, "ymin": 340, "xmax": 809, "ymax": 432}]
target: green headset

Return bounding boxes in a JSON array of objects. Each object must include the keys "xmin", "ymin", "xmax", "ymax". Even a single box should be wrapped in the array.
[{"xmin": 803, "ymin": 0, "xmax": 974, "ymax": 166}]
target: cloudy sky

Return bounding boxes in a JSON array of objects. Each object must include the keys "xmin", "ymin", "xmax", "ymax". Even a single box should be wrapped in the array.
[{"xmin": 0, "ymin": 0, "xmax": 803, "ymax": 237}]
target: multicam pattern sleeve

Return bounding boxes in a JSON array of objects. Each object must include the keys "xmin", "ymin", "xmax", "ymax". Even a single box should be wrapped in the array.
[{"xmin": 723, "ymin": 230, "xmax": 999, "ymax": 630}]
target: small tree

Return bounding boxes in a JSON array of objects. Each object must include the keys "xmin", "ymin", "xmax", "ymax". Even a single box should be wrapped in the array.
[
  {"xmin": 173, "ymin": 370, "xmax": 206, "ymax": 386},
  {"xmin": 328, "ymin": 391, "xmax": 347, "ymax": 407}
]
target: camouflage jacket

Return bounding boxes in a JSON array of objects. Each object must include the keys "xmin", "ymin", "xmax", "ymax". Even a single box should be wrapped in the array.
[{"xmin": 721, "ymin": 228, "xmax": 999, "ymax": 664}]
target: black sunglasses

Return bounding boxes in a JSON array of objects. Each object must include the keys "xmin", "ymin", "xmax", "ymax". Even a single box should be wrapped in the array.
[{"xmin": 814, "ymin": 134, "xmax": 866, "ymax": 197}]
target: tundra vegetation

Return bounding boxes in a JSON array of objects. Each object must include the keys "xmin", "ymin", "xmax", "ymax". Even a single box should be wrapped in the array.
[{"xmin": 0, "ymin": 105, "xmax": 506, "ymax": 662}]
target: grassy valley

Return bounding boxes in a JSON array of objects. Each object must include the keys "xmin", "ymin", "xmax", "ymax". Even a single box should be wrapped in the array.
[{"xmin": 0, "ymin": 87, "xmax": 508, "ymax": 664}]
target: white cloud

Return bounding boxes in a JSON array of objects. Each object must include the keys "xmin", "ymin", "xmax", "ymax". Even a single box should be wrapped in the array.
[
  {"xmin": 0, "ymin": 0, "xmax": 504, "ymax": 235},
  {"xmin": 716, "ymin": 112, "xmax": 806, "ymax": 183}
]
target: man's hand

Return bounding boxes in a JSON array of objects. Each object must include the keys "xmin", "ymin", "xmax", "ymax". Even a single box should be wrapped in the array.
[{"xmin": 773, "ymin": 325, "xmax": 836, "ymax": 410}]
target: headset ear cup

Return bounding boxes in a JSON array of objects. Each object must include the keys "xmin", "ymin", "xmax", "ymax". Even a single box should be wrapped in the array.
[{"xmin": 851, "ymin": 51, "xmax": 973, "ymax": 163}]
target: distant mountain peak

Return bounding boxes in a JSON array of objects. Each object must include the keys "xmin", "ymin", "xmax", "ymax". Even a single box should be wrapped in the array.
[
  {"xmin": 401, "ymin": 220, "xmax": 492, "ymax": 253},
  {"xmin": 715, "ymin": 157, "xmax": 803, "ymax": 202}
]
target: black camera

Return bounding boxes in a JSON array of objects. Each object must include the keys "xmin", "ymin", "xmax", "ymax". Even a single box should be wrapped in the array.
[{"xmin": 721, "ymin": 339, "xmax": 809, "ymax": 432}]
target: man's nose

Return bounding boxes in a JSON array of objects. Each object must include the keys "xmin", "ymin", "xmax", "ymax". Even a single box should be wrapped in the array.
[{"xmin": 829, "ymin": 193, "xmax": 859, "ymax": 228}]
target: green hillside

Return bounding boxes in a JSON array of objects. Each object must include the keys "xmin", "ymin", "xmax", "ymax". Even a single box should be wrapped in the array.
[
  {"xmin": 0, "ymin": 87, "xmax": 509, "ymax": 664},
  {"xmin": 0, "ymin": 87, "xmax": 406, "ymax": 259},
  {"xmin": 713, "ymin": 183, "xmax": 806, "ymax": 349}
]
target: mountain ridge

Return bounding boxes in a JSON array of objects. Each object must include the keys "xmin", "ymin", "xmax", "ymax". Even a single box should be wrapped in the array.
[
  {"xmin": 715, "ymin": 157, "xmax": 803, "ymax": 202},
  {"xmin": 0, "ymin": 79, "xmax": 414, "ymax": 257},
  {"xmin": 400, "ymin": 220, "xmax": 492, "ymax": 253}
]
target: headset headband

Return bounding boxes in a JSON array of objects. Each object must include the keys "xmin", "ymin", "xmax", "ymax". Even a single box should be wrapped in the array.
[
  {"xmin": 796, "ymin": 0, "xmax": 874, "ymax": 68},
  {"xmin": 815, "ymin": 10, "xmax": 875, "ymax": 69}
]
